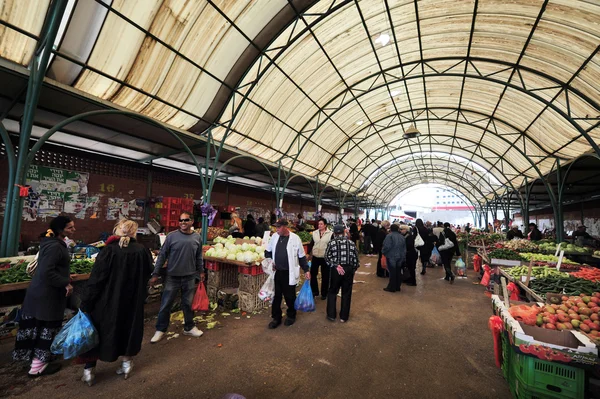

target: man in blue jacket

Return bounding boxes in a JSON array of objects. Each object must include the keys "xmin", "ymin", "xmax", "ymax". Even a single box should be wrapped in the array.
[{"xmin": 382, "ymin": 224, "xmax": 406, "ymax": 292}]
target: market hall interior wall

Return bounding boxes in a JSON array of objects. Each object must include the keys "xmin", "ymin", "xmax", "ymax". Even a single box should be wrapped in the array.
[{"xmin": 512, "ymin": 201, "xmax": 600, "ymax": 236}]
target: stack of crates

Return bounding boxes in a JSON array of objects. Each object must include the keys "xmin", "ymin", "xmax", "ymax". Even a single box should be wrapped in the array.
[
  {"xmin": 503, "ymin": 338, "xmax": 585, "ymax": 398},
  {"xmin": 156, "ymin": 197, "xmax": 194, "ymax": 232},
  {"xmin": 205, "ymin": 262, "xmax": 238, "ymax": 302},
  {"xmin": 237, "ymin": 265, "xmax": 267, "ymax": 312}
]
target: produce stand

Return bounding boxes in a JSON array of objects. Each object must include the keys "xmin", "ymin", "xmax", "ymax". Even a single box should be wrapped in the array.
[{"xmin": 0, "ymin": 273, "xmax": 91, "ymax": 293}]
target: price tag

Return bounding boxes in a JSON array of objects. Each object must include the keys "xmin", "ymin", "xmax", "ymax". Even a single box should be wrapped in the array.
[
  {"xmin": 524, "ymin": 259, "xmax": 534, "ymax": 287},
  {"xmin": 555, "ymin": 243, "xmax": 561, "ymax": 257},
  {"xmin": 556, "ymin": 250, "xmax": 565, "ymax": 271}
]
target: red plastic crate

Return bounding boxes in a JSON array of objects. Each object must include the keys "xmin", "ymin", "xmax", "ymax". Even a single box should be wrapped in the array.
[
  {"xmin": 238, "ymin": 264, "xmax": 264, "ymax": 276},
  {"xmin": 205, "ymin": 260, "xmax": 220, "ymax": 271}
]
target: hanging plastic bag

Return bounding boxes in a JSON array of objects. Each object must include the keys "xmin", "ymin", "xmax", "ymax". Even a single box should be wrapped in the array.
[
  {"xmin": 51, "ymin": 311, "xmax": 98, "ymax": 360},
  {"xmin": 506, "ymin": 282, "xmax": 520, "ymax": 301},
  {"xmin": 261, "ymin": 258, "xmax": 274, "ymax": 275},
  {"xmin": 488, "ymin": 316, "xmax": 504, "ymax": 368},
  {"xmin": 294, "ymin": 280, "xmax": 315, "ymax": 312},
  {"xmin": 381, "ymin": 255, "xmax": 387, "ymax": 270},
  {"xmin": 258, "ymin": 273, "xmax": 275, "ymax": 302},
  {"xmin": 430, "ymin": 247, "xmax": 441, "ymax": 265},
  {"xmin": 473, "ymin": 254, "xmax": 482, "ymax": 273},
  {"xmin": 456, "ymin": 257, "xmax": 466, "ymax": 277},
  {"xmin": 480, "ymin": 264, "xmax": 491, "ymax": 286},
  {"xmin": 192, "ymin": 282, "xmax": 209, "ymax": 312}
]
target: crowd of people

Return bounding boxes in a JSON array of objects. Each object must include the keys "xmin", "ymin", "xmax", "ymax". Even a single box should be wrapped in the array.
[{"xmin": 11, "ymin": 213, "xmax": 464, "ymax": 386}]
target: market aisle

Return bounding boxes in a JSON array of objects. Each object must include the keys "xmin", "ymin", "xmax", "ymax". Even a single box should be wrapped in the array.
[{"xmin": 0, "ymin": 256, "xmax": 511, "ymax": 399}]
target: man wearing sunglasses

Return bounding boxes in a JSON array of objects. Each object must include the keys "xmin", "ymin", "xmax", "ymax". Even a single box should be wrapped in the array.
[{"xmin": 149, "ymin": 212, "xmax": 204, "ymax": 343}]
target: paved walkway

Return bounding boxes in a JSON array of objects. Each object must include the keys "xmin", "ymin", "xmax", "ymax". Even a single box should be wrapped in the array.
[{"xmin": 0, "ymin": 256, "xmax": 511, "ymax": 398}]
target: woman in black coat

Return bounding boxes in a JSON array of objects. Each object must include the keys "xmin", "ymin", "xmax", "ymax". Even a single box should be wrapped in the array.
[
  {"xmin": 415, "ymin": 219, "xmax": 434, "ymax": 275},
  {"xmin": 400, "ymin": 225, "xmax": 418, "ymax": 286},
  {"xmin": 79, "ymin": 220, "xmax": 153, "ymax": 386},
  {"xmin": 439, "ymin": 223, "xmax": 461, "ymax": 283},
  {"xmin": 13, "ymin": 216, "xmax": 75, "ymax": 377},
  {"xmin": 376, "ymin": 221, "xmax": 390, "ymax": 277},
  {"xmin": 243, "ymin": 214, "xmax": 257, "ymax": 237}
]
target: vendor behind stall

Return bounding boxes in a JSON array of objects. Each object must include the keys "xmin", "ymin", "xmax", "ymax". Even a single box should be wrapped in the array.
[{"xmin": 506, "ymin": 225, "xmax": 524, "ymax": 240}]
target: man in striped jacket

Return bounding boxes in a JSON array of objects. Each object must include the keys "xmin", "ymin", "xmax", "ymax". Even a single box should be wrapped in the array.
[{"xmin": 325, "ymin": 224, "xmax": 360, "ymax": 323}]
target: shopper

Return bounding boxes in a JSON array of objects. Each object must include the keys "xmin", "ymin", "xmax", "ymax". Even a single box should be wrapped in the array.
[
  {"xmin": 400, "ymin": 225, "xmax": 417, "ymax": 286},
  {"xmin": 369, "ymin": 219, "xmax": 379, "ymax": 257},
  {"xmin": 243, "ymin": 214, "xmax": 256, "ymax": 237},
  {"xmin": 361, "ymin": 220, "xmax": 374, "ymax": 255},
  {"xmin": 79, "ymin": 220, "xmax": 153, "ymax": 385},
  {"xmin": 506, "ymin": 225, "xmax": 524, "ymax": 240},
  {"xmin": 415, "ymin": 218, "xmax": 433, "ymax": 275},
  {"xmin": 149, "ymin": 212, "xmax": 204, "ymax": 343},
  {"xmin": 229, "ymin": 212, "xmax": 244, "ymax": 238},
  {"xmin": 255, "ymin": 217, "xmax": 270, "ymax": 239},
  {"xmin": 308, "ymin": 218, "xmax": 333, "ymax": 300},
  {"xmin": 382, "ymin": 224, "xmax": 406, "ymax": 292},
  {"xmin": 325, "ymin": 224, "xmax": 360, "ymax": 323},
  {"xmin": 264, "ymin": 219, "xmax": 310, "ymax": 329},
  {"xmin": 296, "ymin": 213, "xmax": 306, "ymax": 231},
  {"xmin": 527, "ymin": 223, "xmax": 542, "ymax": 241},
  {"xmin": 13, "ymin": 216, "xmax": 75, "ymax": 377},
  {"xmin": 375, "ymin": 220, "xmax": 390, "ymax": 277},
  {"xmin": 349, "ymin": 219, "xmax": 360, "ymax": 249},
  {"xmin": 439, "ymin": 223, "xmax": 460, "ymax": 283}
]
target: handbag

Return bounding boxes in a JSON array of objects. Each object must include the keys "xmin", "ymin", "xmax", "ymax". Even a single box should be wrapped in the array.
[
  {"xmin": 438, "ymin": 232, "xmax": 455, "ymax": 251},
  {"xmin": 414, "ymin": 232, "xmax": 425, "ymax": 248},
  {"xmin": 26, "ymin": 253, "xmax": 39, "ymax": 277}
]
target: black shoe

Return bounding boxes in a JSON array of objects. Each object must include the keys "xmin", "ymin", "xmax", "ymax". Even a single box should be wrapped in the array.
[
  {"xmin": 321, "ymin": 296, "xmax": 327, "ymax": 301},
  {"xmin": 420, "ymin": 271, "xmax": 426, "ymax": 275},
  {"xmin": 268, "ymin": 320, "xmax": 281, "ymax": 329},
  {"xmin": 450, "ymin": 276, "xmax": 455, "ymax": 284},
  {"xmin": 28, "ymin": 363, "xmax": 61, "ymax": 378},
  {"xmin": 284, "ymin": 318, "xmax": 295, "ymax": 326},
  {"xmin": 407, "ymin": 283, "xmax": 417, "ymax": 286},
  {"xmin": 444, "ymin": 277, "xmax": 449, "ymax": 281},
  {"xmin": 383, "ymin": 287, "xmax": 395, "ymax": 292},
  {"xmin": 327, "ymin": 316, "xmax": 335, "ymax": 322}
]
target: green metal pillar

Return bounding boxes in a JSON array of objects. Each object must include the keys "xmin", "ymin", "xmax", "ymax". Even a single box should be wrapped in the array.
[
  {"xmin": 555, "ymin": 159, "xmax": 564, "ymax": 243},
  {"xmin": 0, "ymin": 123, "xmax": 16, "ymax": 257},
  {"xmin": 6, "ymin": 0, "xmax": 69, "ymax": 255}
]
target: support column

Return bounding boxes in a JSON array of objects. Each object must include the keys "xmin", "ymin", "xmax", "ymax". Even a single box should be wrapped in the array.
[
  {"xmin": 555, "ymin": 159, "xmax": 564, "ymax": 243},
  {"xmin": 144, "ymin": 164, "xmax": 153, "ymax": 224}
]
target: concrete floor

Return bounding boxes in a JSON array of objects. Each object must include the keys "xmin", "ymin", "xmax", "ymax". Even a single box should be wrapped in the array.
[{"xmin": 0, "ymin": 256, "xmax": 511, "ymax": 398}]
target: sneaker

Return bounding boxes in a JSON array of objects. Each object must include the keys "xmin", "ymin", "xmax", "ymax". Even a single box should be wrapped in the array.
[
  {"xmin": 327, "ymin": 316, "xmax": 335, "ymax": 322},
  {"xmin": 268, "ymin": 320, "xmax": 281, "ymax": 329},
  {"xmin": 340, "ymin": 319, "xmax": 346, "ymax": 323},
  {"xmin": 183, "ymin": 327, "xmax": 203, "ymax": 337},
  {"xmin": 450, "ymin": 275, "xmax": 455, "ymax": 284},
  {"xmin": 150, "ymin": 331, "xmax": 165, "ymax": 343},
  {"xmin": 284, "ymin": 318, "xmax": 295, "ymax": 326}
]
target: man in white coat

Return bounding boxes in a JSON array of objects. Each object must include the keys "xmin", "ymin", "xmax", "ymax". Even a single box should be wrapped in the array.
[{"xmin": 264, "ymin": 218, "xmax": 311, "ymax": 329}]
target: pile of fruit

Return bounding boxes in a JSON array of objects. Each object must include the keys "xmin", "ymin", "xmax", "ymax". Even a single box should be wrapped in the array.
[
  {"xmin": 504, "ymin": 239, "xmax": 540, "ymax": 252},
  {"xmin": 570, "ymin": 268, "xmax": 600, "ymax": 282},
  {"xmin": 594, "ymin": 250, "xmax": 600, "ymax": 257},
  {"xmin": 503, "ymin": 266, "xmax": 568, "ymax": 279},
  {"xmin": 510, "ymin": 293, "xmax": 600, "ymax": 345},
  {"xmin": 199, "ymin": 227, "xmax": 228, "ymax": 240},
  {"xmin": 488, "ymin": 248, "xmax": 524, "ymax": 261},
  {"xmin": 538, "ymin": 241, "xmax": 593, "ymax": 255}
]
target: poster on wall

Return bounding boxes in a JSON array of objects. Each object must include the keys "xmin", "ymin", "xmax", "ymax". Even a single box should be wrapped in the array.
[
  {"xmin": 23, "ymin": 165, "xmax": 90, "ymax": 221},
  {"xmin": 107, "ymin": 198, "xmax": 128, "ymax": 220}
]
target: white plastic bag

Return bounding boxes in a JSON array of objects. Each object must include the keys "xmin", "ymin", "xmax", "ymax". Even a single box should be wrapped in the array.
[
  {"xmin": 261, "ymin": 258, "xmax": 274, "ymax": 275},
  {"xmin": 258, "ymin": 274, "xmax": 275, "ymax": 302},
  {"xmin": 414, "ymin": 232, "xmax": 425, "ymax": 248}
]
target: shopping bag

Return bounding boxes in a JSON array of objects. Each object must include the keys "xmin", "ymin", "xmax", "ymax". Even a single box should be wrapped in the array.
[
  {"xmin": 480, "ymin": 265, "xmax": 491, "ymax": 286},
  {"xmin": 430, "ymin": 247, "xmax": 441, "ymax": 265},
  {"xmin": 261, "ymin": 258, "xmax": 274, "ymax": 275},
  {"xmin": 192, "ymin": 282, "xmax": 209, "ymax": 312},
  {"xmin": 381, "ymin": 255, "xmax": 387, "ymax": 270},
  {"xmin": 455, "ymin": 257, "xmax": 466, "ymax": 277},
  {"xmin": 258, "ymin": 273, "xmax": 275, "ymax": 302},
  {"xmin": 51, "ymin": 311, "xmax": 98, "ymax": 359},
  {"xmin": 414, "ymin": 232, "xmax": 424, "ymax": 248},
  {"xmin": 294, "ymin": 280, "xmax": 315, "ymax": 312}
]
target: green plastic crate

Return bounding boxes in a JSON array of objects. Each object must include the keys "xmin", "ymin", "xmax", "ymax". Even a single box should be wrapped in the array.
[
  {"xmin": 510, "ymin": 351, "xmax": 585, "ymax": 399},
  {"xmin": 501, "ymin": 332, "xmax": 511, "ymax": 380}
]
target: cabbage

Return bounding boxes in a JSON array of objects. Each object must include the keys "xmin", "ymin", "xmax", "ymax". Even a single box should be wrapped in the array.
[
  {"xmin": 236, "ymin": 253, "xmax": 245, "ymax": 262},
  {"xmin": 241, "ymin": 243, "xmax": 250, "ymax": 251},
  {"xmin": 227, "ymin": 235, "xmax": 233, "ymax": 239},
  {"xmin": 243, "ymin": 251, "xmax": 256, "ymax": 263},
  {"xmin": 205, "ymin": 248, "xmax": 215, "ymax": 257},
  {"xmin": 226, "ymin": 253, "xmax": 236, "ymax": 260},
  {"xmin": 214, "ymin": 243, "xmax": 224, "ymax": 250},
  {"xmin": 255, "ymin": 246, "xmax": 265, "ymax": 253},
  {"xmin": 243, "ymin": 236, "xmax": 249, "ymax": 240}
]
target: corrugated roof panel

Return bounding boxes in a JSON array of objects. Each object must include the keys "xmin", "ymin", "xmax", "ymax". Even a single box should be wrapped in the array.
[{"xmin": 0, "ymin": 0, "xmax": 50, "ymax": 65}]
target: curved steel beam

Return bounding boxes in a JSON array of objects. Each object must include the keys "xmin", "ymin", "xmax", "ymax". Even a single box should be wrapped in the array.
[{"xmin": 212, "ymin": 154, "xmax": 277, "ymax": 194}]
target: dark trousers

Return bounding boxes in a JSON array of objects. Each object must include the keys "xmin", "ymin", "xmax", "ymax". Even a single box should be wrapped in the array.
[
  {"xmin": 156, "ymin": 275, "xmax": 196, "ymax": 332},
  {"xmin": 377, "ymin": 251, "xmax": 388, "ymax": 277},
  {"xmin": 327, "ymin": 266, "xmax": 354, "ymax": 321},
  {"xmin": 272, "ymin": 270, "xmax": 297, "ymax": 321},
  {"xmin": 386, "ymin": 257, "xmax": 403, "ymax": 291},
  {"xmin": 406, "ymin": 256, "xmax": 417, "ymax": 285},
  {"xmin": 363, "ymin": 236, "xmax": 372, "ymax": 254},
  {"xmin": 310, "ymin": 256, "xmax": 330, "ymax": 297},
  {"xmin": 441, "ymin": 251, "xmax": 454, "ymax": 279}
]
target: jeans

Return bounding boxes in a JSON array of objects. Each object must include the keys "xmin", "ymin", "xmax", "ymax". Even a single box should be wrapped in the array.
[
  {"xmin": 385, "ymin": 257, "xmax": 403, "ymax": 291},
  {"xmin": 272, "ymin": 270, "xmax": 297, "ymax": 321},
  {"xmin": 310, "ymin": 256, "xmax": 330, "ymax": 297},
  {"xmin": 156, "ymin": 275, "xmax": 196, "ymax": 332},
  {"xmin": 327, "ymin": 266, "xmax": 354, "ymax": 321}
]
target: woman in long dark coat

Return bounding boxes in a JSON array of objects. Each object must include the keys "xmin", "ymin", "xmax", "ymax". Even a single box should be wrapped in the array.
[
  {"xmin": 13, "ymin": 216, "xmax": 75, "ymax": 377},
  {"xmin": 376, "ymin": 221, "xmax": 390, "ymax": 278},
  {"xmin": 400, "ymin": 225, "xmax": 418, "ymax": 286},
  {"xmin": 415, "ymin": 218, "xmax": 434, "ymax": 275},
  {"xmin": 79, "ymin": 220, "xmax": 153, "ymax": 386}
]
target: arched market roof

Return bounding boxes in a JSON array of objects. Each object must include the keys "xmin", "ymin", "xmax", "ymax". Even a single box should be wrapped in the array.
[{"xmin": 0, "ymin": 0, "xmax": 599, "ymax": 206}]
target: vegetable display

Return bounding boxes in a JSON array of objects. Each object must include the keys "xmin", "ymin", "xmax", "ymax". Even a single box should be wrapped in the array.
[
  {"xmin": 528, "ymin": 276, "xmax": 600, "ymax": 298},
  {"xmin": 503, "ymin": 266, "xmax": 568, "ymax": 279},
  {"xmin": 503, "ymin": 240, "xmax": 540, "ymax": 252},
  {"xmin": 570, "ymin": 269, "xmax": 600, "ymax": 283},
  {"xmin": 488, "ymin": 249, "xmax": 524, "ymax": 261},
  {"xmin": 0, "ymin": 263, "xmax": 31, "ymax": 284},
  {"xmin": 518, "ymin": 252, "xmax": 578, "ymax": 265},
  {"xmin": 205, "ymin": 236, "xmax": 265, "ymax": 264},
  {"xmin": 297, "ymin": 231, "xmax": 313, "ymax": 244}
]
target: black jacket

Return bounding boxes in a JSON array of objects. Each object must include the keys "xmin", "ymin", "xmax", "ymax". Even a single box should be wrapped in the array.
[
  {"xmin": 529, "ymin": 228, "xmax": 542, "ymax": 241},
  {"xmin": 80, "ymin": 240, "xmax": 153, "ymax": 362},
  {"xmin": 22, "ymin": 237, "xmax": 71, "ymax": 321},
  {"xmin": 243, "ymin": 219, "xmax": 256, "ymax": 237},
  {"xmin": 374, "ymin": 227, "xmax": 387, "ymax": 254},
  {"xmin": 439, "ymin": 228, "xmax": 461, "ymax": 256},
  {"xmin": 506, "ymin": 229, "xmax": 524, "ymax": 240}
]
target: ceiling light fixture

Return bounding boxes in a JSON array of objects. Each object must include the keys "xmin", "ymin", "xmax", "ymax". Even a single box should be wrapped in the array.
[
  {"xmin": 403, "ymin": 123, "xmax": 421, "ymax": 139},
  {"xmin": 376, "ymin": 33, "xmax": 390, "ymax": 46},
  {"xmin": 356, "ymin": 120, "xmax": 364, "ymax": 126}
]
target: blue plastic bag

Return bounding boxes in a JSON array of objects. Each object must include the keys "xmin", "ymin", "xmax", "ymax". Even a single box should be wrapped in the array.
[
  {"xmin": 430, "ymin": 247, "xmax": 441, "ymax": 264},
  {"xmin": 51, "ymin": 311, "xmax": 98, "ymax": 359},
  {"xmin": 294, "ymin": 280, "xmax": 315, "ymax": 312}
]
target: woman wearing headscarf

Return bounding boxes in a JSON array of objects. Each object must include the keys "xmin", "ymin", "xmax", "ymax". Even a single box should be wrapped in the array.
[
  {"xmin": 78, "ymin": 220, "xmax": 153, "ymax": 386},
  {"xmin": 13, "ymin": 216, "xmax": 75, "ymax": 377},
  {"xmin": 415, "ymin": 219, "xmax": 434, "ymax": 275}
]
